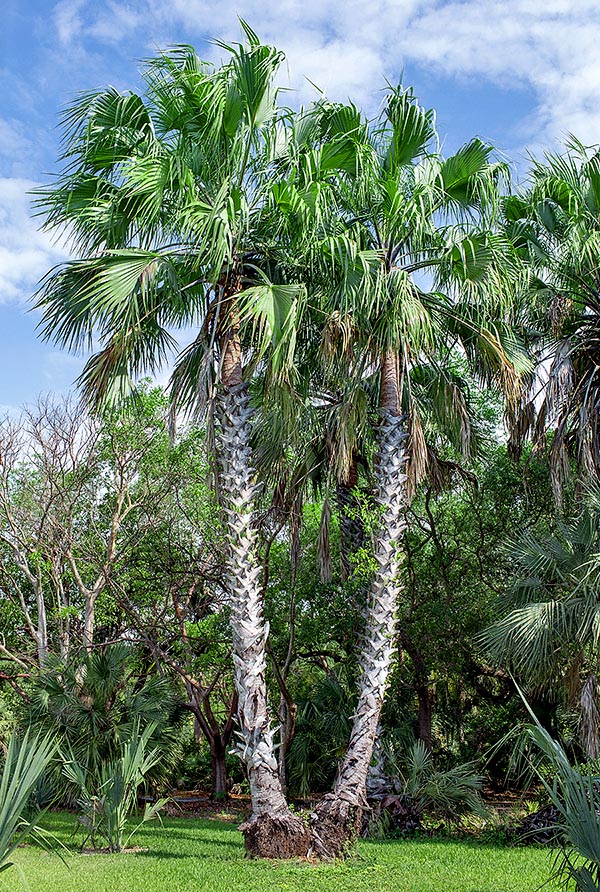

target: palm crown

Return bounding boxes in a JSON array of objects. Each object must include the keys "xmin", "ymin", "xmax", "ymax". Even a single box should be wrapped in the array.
[{"xmin": 35, "ymin": 21, "xmax": 304, "ymax": 407}]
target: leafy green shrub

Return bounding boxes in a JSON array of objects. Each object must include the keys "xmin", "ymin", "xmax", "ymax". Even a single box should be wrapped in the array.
[
  {"xmin": 25, "ymin": 644, "xmax": 182, "ymax": 801},
  {"xmin": 365, "ymin": 740, "xmax": 487, "ymax": 836}
]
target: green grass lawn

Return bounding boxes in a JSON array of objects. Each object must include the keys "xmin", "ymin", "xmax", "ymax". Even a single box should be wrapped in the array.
[{"xmin": 7, "ymin": 812, "xmax": 559, "ymax": 892}]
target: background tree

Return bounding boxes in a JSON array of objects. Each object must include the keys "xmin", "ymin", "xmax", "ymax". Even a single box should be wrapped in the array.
[
  {"xmin": 112, "ymin": 448, "xmax": 239, "ymax": 801},
  {"xmin": 0, "ymin": 392, "xmax": 172, "ymax": 669},
  {"xmin": 483, "ymin": 486, "xmax": 600, "ymax": 759}
]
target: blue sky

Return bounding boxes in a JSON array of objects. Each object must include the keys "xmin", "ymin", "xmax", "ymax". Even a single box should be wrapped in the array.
[{"xmin": 1, "ymin": 0, "xmax": 598, "ymax": 410}]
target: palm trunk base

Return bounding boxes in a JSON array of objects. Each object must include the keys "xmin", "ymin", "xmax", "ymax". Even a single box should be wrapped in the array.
[
  {"xmin": 240, "ymin": 812, "xmax": 311, "ymax": 859},
  {"xmin": 310, "ymin": 794, "xmax": 362, "ymax": 859}
]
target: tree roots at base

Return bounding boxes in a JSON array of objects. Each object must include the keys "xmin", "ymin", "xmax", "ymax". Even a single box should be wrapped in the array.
[
  {"xmin": 240, "ymin": 812, "xmax": 312, "ymax": 859},
  {"xmin": 309, "ymin": 795, "xmax": 362, "ymax": 860}
]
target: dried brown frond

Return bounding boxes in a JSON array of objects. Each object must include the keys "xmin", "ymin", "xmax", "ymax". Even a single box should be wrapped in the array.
[
  {"xmin": 321, "ymin": 311, "xmax": 357, "ymax": 368},
  {"xmin": 564, "ymin": 655, "xmax": 583, "ymax": 707},
  {"xmin": 546, "ymin": 340, "xmax": 574, "ymax": 425},
  {"xmin": 426, "ymin": 446, "xmax": 478, "ymax": 493},
  {"xmin": 549, "ymin": 418, "xmax": 571, "ymax": 507},
  {"xmin": 507, "ymin": 397, "xmax": 536, "ymax": 461},
  {"xmin": 532, "ymin": 401, "xmax": 549, "ymax": 454},
  {"xmin": 548, "ymin": 292, "xmax": 573, "ymax": 336}
]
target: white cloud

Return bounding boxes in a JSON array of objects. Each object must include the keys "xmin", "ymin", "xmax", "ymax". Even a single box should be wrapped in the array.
[
  {"xmin": 51, "ymin": 0, "xmax": 600, "ymax": 148},
  {"xmin": 41, "ymin": 351, "xmax": 85, "ymax": 389},
  {"xmin": 398, "ymin": 1, "xmax": 600, "ymax": 146},
  {"xmin": 0, "ymin": 114, "xmax": 52, "ymax": 178},
  {"xmin": 54, "ymin": 0, "xmax": 87, "ymax": 45},
  {"xmin": 0, "ymin": 178, "xmax": 69, "ymax": 306},
  {"xmin": 87, "ymin": 1, "xmax": 144, "ymax": 45}
]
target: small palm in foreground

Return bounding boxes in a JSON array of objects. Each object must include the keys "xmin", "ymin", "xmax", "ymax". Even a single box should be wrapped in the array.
[
  {"xmin": 63, "ymin": 721, "xmax": 167, "ymax": 853},
  {"xmin": 0, "ymin": 730, "xmax": 57, "ymax": 875},
  {"xmin": 521, "ymin": 703, "xmax": 600, "ymax": 892},
  {"xmin": 365, "ymin": 740, "xmax": 486, "ymax": 836},
  {"xmin": 394, "ymin": 741, "xmax": 486, "ymax": 824},
  {"xmin": 26, "ymin": 643, "xmax": 180, "ymax": 791}
]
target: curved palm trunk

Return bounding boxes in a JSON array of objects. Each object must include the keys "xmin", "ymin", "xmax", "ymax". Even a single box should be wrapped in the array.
[
  {"xmin": 216, "ymin": 313, "xmax": 310, "ymax": 858},
  {"xmin": 312, "ymin": 351, "xmax": 407, "ymax": 857}
]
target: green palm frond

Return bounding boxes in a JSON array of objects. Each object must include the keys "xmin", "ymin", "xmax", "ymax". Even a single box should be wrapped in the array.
[
  {"xmin": 382, "ymin": 85, "xmax": 437, "ymax": 171},
  {"xmin": 518, "ymin": 691, "xmax": 600, "ymax": 890},
  {"xmin": 0, "ymin": 730, "xmax": 57, "ymax": 874},
  {"xmin": 483, "ymin": 491, "xmax": 600, "ymax": 685},
  {"xmin": 34, "ymin": 26, "xmax": 312, "ymax": 411}
]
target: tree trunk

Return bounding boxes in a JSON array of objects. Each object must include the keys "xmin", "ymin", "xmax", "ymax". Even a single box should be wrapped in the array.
[
  {"xmin": 277, "ymin": 693, "xmax": 297, "ymax": 795},
  {"xmin": 580, "ymin": 674, "xmax": 600, "ymax": 760},
  {"xmin": 312, "ymin": 350, "xmax": 407, "ymax": 858},
  {"xmin": 35, "ymin": 579, "xmax": 48, "ymax": 667},
  {"xmin": 417, "ymin": 683, "xmax": 433, "ymax": 752},
  {"xmin": 216, "ymin": 307, "xmax": 310, "ymax": 858},
  {"xmin": 83, "ymin": 593, "xmax": 96, "ymax": 653},
  {"xmin": 187, "ymin": 680, "xmax": 238, "ymax": 803},
  {"xmin": 399, "ymin": 629, "xmax": 433, "ymax": 751},
  {"xmin": 210, "ymin": 735, "xmax": 229, "ymax": 800},
  {"xmin": 365, "ymin": 722, "xmax": 391, "ymax": 798}
]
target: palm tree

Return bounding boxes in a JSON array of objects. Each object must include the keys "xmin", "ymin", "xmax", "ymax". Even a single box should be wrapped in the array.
[
  {"xmin": 305, "ymin": 89, "xmax": 523, "ymax": 854},
  {"xmin": 483, "ymin": 488, "xmax": 600, "ymax": 759},
  {"xmin": 504, "ymin": 138, "xmax": 600, "ymax": 502},
  {"xmin": 34, "ymin": 24, "xmax": 310, "ymax": 856},
  {"xmin": 26, "ymin": 643, "xmax": 179, "ymax": 785}
]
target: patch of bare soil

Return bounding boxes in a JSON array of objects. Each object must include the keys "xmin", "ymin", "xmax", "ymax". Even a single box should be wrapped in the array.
[{"xmin": 161, "ymin": 791, "xmax": 251, "ymax": 820}]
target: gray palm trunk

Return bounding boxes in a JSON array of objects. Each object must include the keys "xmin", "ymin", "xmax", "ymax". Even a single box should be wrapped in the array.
[
  {"xmin": 216, "ymin": 384, "xmax": 289, "ymax": 815},
  {"xmin": 313, "ymin": 353, "xmax": 407, "ymax": 855},
  {"xmin": 215, "ymin": 354, "xmax": 311, "ymax": 856},
  {"xmin": 365, "ymin": 721, "xmax": 391, "ymax": 798},
  {"xmin": 335, "ymin": 409, "xmax": 407, "ymax": 794}
]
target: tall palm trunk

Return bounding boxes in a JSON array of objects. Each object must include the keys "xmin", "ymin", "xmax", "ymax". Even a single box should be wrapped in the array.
[
  {"xmin": 312, "ymin": 350, "xmax": 408, "ymax": 857},
  {"xmin": 216, "ymin": 303, "xmax": 311, "ymax": 857}
]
